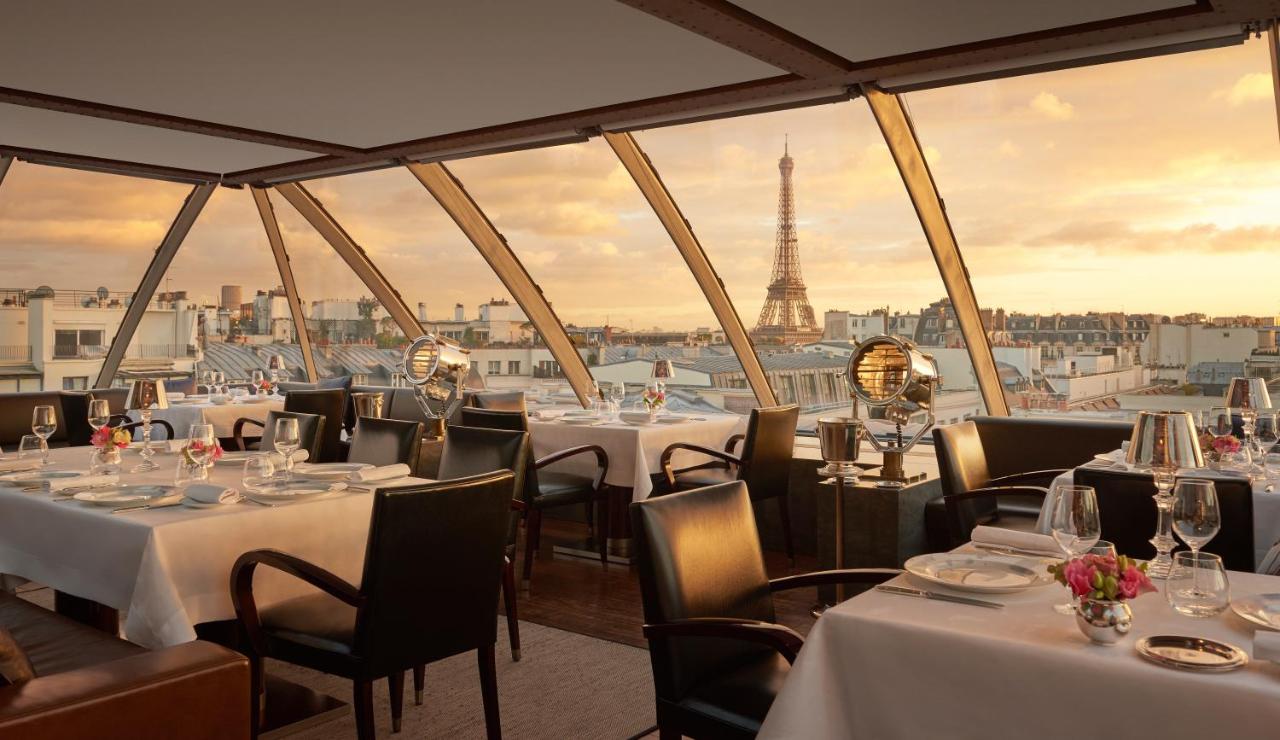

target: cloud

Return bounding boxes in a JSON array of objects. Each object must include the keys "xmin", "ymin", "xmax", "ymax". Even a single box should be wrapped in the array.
[
  {"xmin": 1029, "ymin": 92, "xmax": 1076, "ymax": 120},
  {"xmin": 1026, "ymin": 219, "xmax": 1280, "ymax": 255},
  {"xmin": 1214, "ymin": 72, "xmax": 1274, "ymax": 105},
  {"xmin": 997, "ymin": 140, "xmax": 1022, "ymax": 158}
]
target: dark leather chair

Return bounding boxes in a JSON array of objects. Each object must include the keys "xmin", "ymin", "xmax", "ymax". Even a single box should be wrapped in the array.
[
  {"xmin": 659, "ymin": 405, "xmax": 800, "ymax": 563},
  {"xmin": 232, "ymin": 410, "xmax": 324, "ymax": 462},
  {"xmin": 632, "ymin": 481, "xmax": 898, "ymax": 740},
  {"xmin": 60, "ymin": 389, "xmax": 169, "ymax": 445},
  {"xmin": 284, "ymin": 389, "xmax": 347, "ymax": 463},
  {"xmin": 471, "ymin": 391, "xmax": 526, "ymax": 413},
  {"xmin": 930, "ymin": 417, "xmax": 1134, "ymax": 549},
  {"xmin": 460, "ymin": 408, "xmax": 610, "ymax": 582},
  {"xmin": 348, "ymin": 417, "xmax": 423, "ymax": 468},
  {"xmin": 232, "ymin": 471, "xmax": 515, "ymax": 740},
  {"xmin": 1075, "ymin": 467, "xmax": 1254, "ymax": 572},
  {"xmin": 438, "ymin": 425, "xmax": 530, "ymax": 663}
]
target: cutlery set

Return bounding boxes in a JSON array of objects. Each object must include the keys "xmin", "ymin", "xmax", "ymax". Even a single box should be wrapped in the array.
[{"xmin": 873, "ymin": 584, "xmax": 1005, "ymax": 609}]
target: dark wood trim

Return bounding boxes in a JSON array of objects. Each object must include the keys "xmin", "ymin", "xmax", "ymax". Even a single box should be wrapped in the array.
[
  {"xmin": 0, "ymin": 144, "xmax": 220, "ymax": 184},
  {"xmin": 0, "ymin": 85, "xmax": 360, "ymax": 156}
]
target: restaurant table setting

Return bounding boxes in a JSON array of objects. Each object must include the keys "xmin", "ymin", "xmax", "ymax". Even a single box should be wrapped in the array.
[
  {"xmin": 0, "ymin": 444, "xmax": 431, "ymax": 648},
  {"xmin": 127, "ymin": 392, "xmax": 284, "ymax": 439}
]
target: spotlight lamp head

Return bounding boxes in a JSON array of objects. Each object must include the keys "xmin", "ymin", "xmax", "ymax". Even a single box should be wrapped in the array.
[
  {"xmin": 402, "ymin": 334, "xmax": 471, "ymax": 421},
  {"xmin": 845, "ymin": 335, "xmax": 939, "ymax": 487}
]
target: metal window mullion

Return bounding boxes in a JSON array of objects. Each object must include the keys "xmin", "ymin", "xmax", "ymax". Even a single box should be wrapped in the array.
[
  {"xmin": 0, "ymin": 155, "xmax": 12, "ymax": 190},
  {"xmin": 405, "ymin": 162, "xmax": 596, "ymax": 407},
  {"xmin": 251, "ymin": 187, "xmax": 318, "ymax": 381},
  {"xmin": 603, "ymin": 131, "xmax": 778, "ymax": 407},
  {"xmin": 862, "ymin": 85, "xmax": 1009, "ymax": 416},
  {"xmin": 95, "ymin": 183, "xmax": 216, "ymax": 387},
  {"xmin": 1269, "ymin": 19, "xmax": 1279, "ymax": 144},
  {"xmin": 272, "ymin": 182, "xmax": 423, "ymax": 340}
]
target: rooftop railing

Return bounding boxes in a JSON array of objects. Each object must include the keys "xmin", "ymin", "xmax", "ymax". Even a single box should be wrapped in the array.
[{"xmin": 0, "ymin": 346, "xmax": 32, "ymax": 362}]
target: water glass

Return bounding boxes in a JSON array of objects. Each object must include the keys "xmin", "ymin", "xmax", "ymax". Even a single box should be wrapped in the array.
[
  {"xmin": 609, "ymin": 383, "xmax": 625, "ymax": 413},
  {"xmin": 242, "ymin": 455, "xmax": 276, "ymax": 493},
  {"xmin": 1254, "ymin": 411, "xmax": 1278, "ymax": 456},
  {"xmin": 174, "ymin": 459, "xmax": 208, "ymax": 490},
  {"xmin": 1087, "ymin": 540, "xmax": 1118, "ymax": 558},
  {"xmin": 87, "ymin": 399, "xmax": 111, "ymax": 431},
  {"xmin": 1265, "ymin": 453, "xmax": 1280, "ymax": 482},
  {"xmin": 186, "ymin": 424, "xmax": 217, "ymax": 466},
  {"xmin": 1166, "ymin": 551, "xmax": 1229, "ymax": 617},
  {"xmin": 1206, "ymin": 407, "xmax": 1233, "ymax": 437},
  {"xmin": 18, "ymin": 434, "xmax": 44, "ymax": 461},
  {"xmin": 274, "ymin": 417, "xmax": 301, "ymax": 483},
  {"xmin": 31, "ymin": 405, "xmax": 57, "ymax": 465}
]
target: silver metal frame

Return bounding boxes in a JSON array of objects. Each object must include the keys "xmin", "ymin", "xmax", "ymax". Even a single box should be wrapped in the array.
[
  {"xmin": 862, "ymin": 85, "xmax": 1010, "ymax": 417},
  {"xmin": 94, "ymin": 183, "xmax": 216, "ymax": 387},
  {"xmin": 603, "ymin": 131, "xmax": 778, "ymax": 407},
  {"xmin": 251, "ymin": 187, "xmax": 318, "ymax": 382},
  {"xmin": 405, "ymin": 161, "xmax": 597, "ymax": 407},
  {"xmin": 272, "ymin": 181, "xmax": 424, "ymax": 340}
]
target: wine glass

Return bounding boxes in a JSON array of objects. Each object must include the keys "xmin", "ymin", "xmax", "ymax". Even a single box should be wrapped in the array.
[
  {"xmin": 1206, "ymin": 407, "xmax": 1233, "ymax": 438},
  {"xmin": 186, "ymin": 424, "xmax": 217, "ymax": 466},
  {"xmin": 1166, "ymin": 551, "xmax": 1229, "ymax": 617},
  {"xmin": 242, "ymin": 455, "xmax": 276, "ymax": 494},
  {"xmin": 1048, "ymin": 483, "xmax": 1101, "ymax": 614},
  {"xmin": 1252, "ymin": 411, "xmax": 1278, "ymax": 473},
  {"xmin": 87, "ymin": 399, "xmax": 111, "ymax": 432},
  {"xmin": 18, "ymin": 434, "xmax": 44, "ymax": 460},
  {"xmin": 31, "ymin": 405, "xmax": 57, "ymax": 466},
  {"xmin": 273, "ymin": 417, "xmax": 300, "ymax": 483},
  {"xmin": 1172, "ymin": 478, "xmax": 1219, "ymax": 595},
  {"xmin": 609, "ymin": 382, "xmax": 625, "ymax": 418},
  {"xmin": 251, "ymin": 369, "xmax": 265, "ymax": 394}
]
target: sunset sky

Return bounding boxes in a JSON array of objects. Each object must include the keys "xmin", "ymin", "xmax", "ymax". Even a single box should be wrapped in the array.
[{"xmin": 1, "ymin": 38, "xmax": 1276, "ymax": 330}]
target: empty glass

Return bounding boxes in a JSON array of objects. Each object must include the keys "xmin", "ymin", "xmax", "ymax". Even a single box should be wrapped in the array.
[
  {"xmin": 1265, "ymin": 453, "xmax": 1280, "ymax": 482},
  {"xmin": 1166, "ymin": 551, "xmax": 1229, "ymax": 617},
  {"xmin": 1173, "ymin": 478, "xmax": 1220, "ymax": 595},
  {"xmin": 609, "ymin": 382, "xmax": 625, "ymax": 416},
  {"xmin": 1049, "ymin": 483, "xmax": 1101, "ymax": 614},
  {"xmin": 31, "ymin": 405, "xmax": 56, "ymax": 465},
  {"xmin": 186, "ymin": 424, "xmax": 217, "ymax": 466},
  {"xmin": 17, "ymin": 434, "xmax": 44, "ymax": 461},
  {"xmin": 1206, "ymin": 407, "xmax": 1233, "ymax": 437},
  {"xmin": 242, "ymin": 455, "xmax": 276, "ymax": 493},
  {"xmin": 87, "ymin": 399, "xmax": 111, "ymax": 432},
  {"xmin": 1087, "ymin": 540, "xmax": 1118, "ymax": 558},
  {"xmin": 273, "ymin": 417, "xmax": 300, "ymax": 483}
]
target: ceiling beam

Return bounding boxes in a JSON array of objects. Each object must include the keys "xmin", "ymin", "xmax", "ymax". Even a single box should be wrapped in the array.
[
  {"xmin": 0, "ymin": 86, "xmax": 360, "ymax": 156},
  {"xmin": 0, "ymin": 144, "xmax": 219, "ymax": 185},
  {"xmin": 614, "ymin": 0, "xmax": 851, "ymax": 78},
  {"xmin": 1269, "ymin": 18, "xmax": 1279, "ymax": 143},
  {"xmin": 0, "ymin": 155, "xmax": 11, "ymax": 191}
]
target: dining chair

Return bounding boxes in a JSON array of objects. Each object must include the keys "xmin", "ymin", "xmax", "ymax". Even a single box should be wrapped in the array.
[
  {"xmin": 59, "ymin": 389, "xmax": 139, "ymax": 445},
  {"xmin": 284, "ymin": 389, "xmax": 347, "ymax": 463},
  {"xmin": 471, "ymin": 391, "xmax": 527, "ymax": 413},
  {"xmin": 437, "ymin": 425, "xmax": 529, "ymax": 663},
  {"xmin": 659, "ymin": 405, "xmax": 799, "ymax": 564},
  {"xmin": 1259, "ymin": 540, "xmax": 1280, "ymax": 576},
  {"xmin": 1074, "ymin": 467, "xmax": 1254, "ymax": 571},
  {"xmin": 232, "ymin": 410, "xmax": 324, "ymax": 462},
  {"xmin": 348, "ymin": 417, "xmax": 423, "ymax": 468},
  {"xmin": 460, "ymin": 408, "xmax": 610, "ymax": 583},
  {"xmin": 231, "ymin": 470, "xmax": 515, "ymax": 740},
  {"xmin": 632, "ymin": 481, "xmax": 898, "ymax": 740}
]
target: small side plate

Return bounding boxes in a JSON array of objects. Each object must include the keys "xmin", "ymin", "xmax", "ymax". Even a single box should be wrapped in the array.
[
  {"xmin": 1135, "ymin": 635, "xmax": 1248, "ymax": 672},
  {"xmin": 1231, "ymin": 593, "xmax": 1280, "ymax": 631}
]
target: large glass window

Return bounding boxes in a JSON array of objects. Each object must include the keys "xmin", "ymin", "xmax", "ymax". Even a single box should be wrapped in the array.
[{"xmin": 906, "ymin": 38, "xmax": 1280, "ymax": 420}]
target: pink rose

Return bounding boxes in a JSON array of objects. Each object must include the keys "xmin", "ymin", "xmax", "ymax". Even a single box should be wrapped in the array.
[
  {"xmin": 1064, "ymin": 560, "xmax": 1096, "ymax": 598},
  {"xmin": 1119, "ymin": 566, "xmax": 1155, "ymax": 599}
]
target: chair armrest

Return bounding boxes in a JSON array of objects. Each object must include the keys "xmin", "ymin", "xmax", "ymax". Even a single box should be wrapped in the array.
[
  {"xmin": 231, "ymin": 549, "xmax": 363, "ymax": 655},
  {"xmin": 724, "ymin": 433, "xmax": 745, "ymax": 454},
  {"xmin": 769, "ymin": 568, "xmax": 901, "ymax": 593},
  {"xmin": 232, "ymin": 418, "xmax": 265, "ymax": 452},
  {"xmin": 987, "ymin": 469, "xmax": 1069, "ymax": 487},
  {"xmin": 659, "ymin": 443, "xmax": 742, "ymax": 487},
  {"xmin": 945, "ymin": 486, "xmax": 1049, "ymax": 504},
  {"xmin": 0, "ymin": 641, "xmax": 250, "ymax": 739},
  {"xmin": 536, "ymin": 444, "xmax": 609, "ymax": 491},
  {"xmin": 643, "ymin": 618, "xmax": 804, "ymax": 664}
]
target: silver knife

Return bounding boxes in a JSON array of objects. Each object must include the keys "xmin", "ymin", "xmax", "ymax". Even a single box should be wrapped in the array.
[
  {"xmin": 874, "ymin": 584, "xmax": 1005, "ymax": 609},
  {"xmin": 110, "ymin": 500, "xmax": 183, "ymax": 514}
]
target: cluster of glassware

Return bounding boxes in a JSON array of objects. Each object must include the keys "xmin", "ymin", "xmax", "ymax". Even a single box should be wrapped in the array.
[
  {"xmin": 5, "ymin": 404, "xmax": 61, "ymax": 465},
  {"xmin": 1048, "ymin": 477, "xmax": 1228, "ymax": 618},
  {"xmin": 1199, "ymin": 407, "xmax": 1279, "ymax": 481},
  {"xmin": 588, "ymin": 381, "xmax": 629, "ymax": 420},
  {"xmin": 239, "ymin": 416, "xmax": 301, "ymax": 494}
]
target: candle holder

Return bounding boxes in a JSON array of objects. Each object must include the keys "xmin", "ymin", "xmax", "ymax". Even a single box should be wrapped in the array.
[
  {"xmin": 1126, "ymin": 411, "xmax": 1204, "ymax": 578},
  {"xmin": 125, "ymin": 379, "xmax": 169, "ymax": 473}
]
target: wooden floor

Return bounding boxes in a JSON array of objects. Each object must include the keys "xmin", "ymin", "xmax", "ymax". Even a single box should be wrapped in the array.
[{"xmin": 509, "ymin": 518, "xmax": 823, "ymax": 649}]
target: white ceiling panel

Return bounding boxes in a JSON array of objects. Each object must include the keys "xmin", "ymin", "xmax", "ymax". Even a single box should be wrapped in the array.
[
  {"xmin": 0, "ymin": 105, "xmax": 318, "ymax": 173},
  {"xmin": 733, "ymin": 0, "xmax": 1195, "ymax": 63},
  {"xmin": 0, "ymin": 0, "xmax": 781, "ymax": 150}
]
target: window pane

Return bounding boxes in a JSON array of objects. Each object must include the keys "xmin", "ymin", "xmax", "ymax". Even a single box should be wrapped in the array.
[
  {"xmin": 905, "ymin": 39, "xmax": 1280, "ymax": 419},
  {"xmin": 0, "ymin": 162, "xmax": 188, "ymax": 391}
]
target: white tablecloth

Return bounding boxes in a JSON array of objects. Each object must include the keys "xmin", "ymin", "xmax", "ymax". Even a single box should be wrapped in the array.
[
  {"xmin": 129, "ymin": 398, "xmax": 283, "ymax": 439},
  {"xmin": 760, "ymin": 561, "xmax": 1280, "ymax": 739},
  {"xmin": 528, "ymin": 414, "xmax": 745, "ymax": 499},
  {"xmin": 1039, "ymin": 458, "xmax": 1280, "ymax": 568},
  {"xmin": 0, "ymin": 445, "xmax": 427, "ymax": 648}
]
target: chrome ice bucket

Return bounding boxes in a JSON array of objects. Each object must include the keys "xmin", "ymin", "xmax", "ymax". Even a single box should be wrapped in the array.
[
  {"xmin": 352, "ymin": 391, "xmax": 385, "ymax": 420},
  {"xmin": 817, "ymin": 417, "xmax": 863, "ymax": 477}
]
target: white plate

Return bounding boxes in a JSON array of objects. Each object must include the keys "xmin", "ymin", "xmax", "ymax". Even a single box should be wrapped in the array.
[
  {"xmin": 237, "ymin": 396, "xmax": 269, "ymax": 404},
  {"xmin": 181, "ymin": 495, "xmax": 243, "ymax": 509},
  {"xmin": 904, "ymin": 552, "xmax": 1056, "ymax": 594},
  {"xmin": 1231, "ymin": 593, "xmax": 1280, "ymax": 630},
  {"xmin": 0, "ymin": 470, "xmax": 81, "ymax": 485},
  {"xmin": 655, "ymin": 415, "xmax": 690, "ymax": 424},
  {"xmin": 74, "ymin": 485, "xmax": 175, "ymax": 506},
  {"xmin": 292, "ymin": 463, "xmax": 371, "ymax": 480},
  {"xmin": 559, "ymin": 417, "xmax": 602, "ymax": 426},
  {"xmin": 622, "ymin": 418, "xmax": 654, "ymax": 426},
  {"xmin": 243, "ymin": 481, "xmax": 347, "ymax": 504}
]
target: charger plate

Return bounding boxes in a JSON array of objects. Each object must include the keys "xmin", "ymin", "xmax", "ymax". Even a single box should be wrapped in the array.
[
  {"xmin": 904, "ymin": 552, "xmax": 1055, "ymax": 594},
  {"xmin": 1136, "ymin": 636, "xmax": 1248, "ymax": 672}
]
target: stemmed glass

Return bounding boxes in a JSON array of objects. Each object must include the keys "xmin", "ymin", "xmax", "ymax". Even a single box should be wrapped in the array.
[
  {"xmin": 273, "ymin": 417, "xmax": 300, "ymax": 484},
  {"xmin": 31, "ymin": 405, "xmax": 57, "ymax": 466},
  {"xmin": 187, "ymin": 423, "xmax": 217, "ymax": 465},
  {"xmin": 1172, "ymin": 478, "xmax": 1220, "ymax": 596},
  {"xmin": 1251, "ymin": 412, "xmax": 1278, "ymax": 477},
  {"xmin": 1048, "ymin": 483, "xmax": 1101, "ymax": 614},
  {"xmin": 87, "ymin": 399, "xmax": 111, "ymax": 433},
  {"xmin": 609, "ymin": 382, "xmax": 625, "ymax": 418},
  {"xmin": 1205, "ymin": 407, "xmax": 1233, "ymax": 437},
  {"xmin": 251, "ymin": 369, "xmax": 265, "ymax": 394}
]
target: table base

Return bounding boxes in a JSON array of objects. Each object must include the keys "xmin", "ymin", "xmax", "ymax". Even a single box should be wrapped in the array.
[
  {"xmin": 552, "ymin": 537, "xmax": 633, "ymax": 566},
  {"xmin": 260, "ymin": 674, "xmax": 349, "ymax": 740}
]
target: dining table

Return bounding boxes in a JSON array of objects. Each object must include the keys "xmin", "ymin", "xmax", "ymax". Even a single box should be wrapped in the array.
[
  {"xmin": 759, "ymin": 546, "xmax": 1280, "ymax": 739},
  {"xmin": 0, "ymin": 444, "xmax": 429, "ymax": 649},
  {"xmin": 128, "ymin": 394, "xmax": 284, "ymax": 440}
]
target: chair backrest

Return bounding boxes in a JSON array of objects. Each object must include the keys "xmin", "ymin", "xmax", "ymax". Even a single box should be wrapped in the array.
[
  {"xmin": 59, "ymin": 392, "xmax": 93, "ymax": 447},
  {"xmin": 166, "ymin": 376, "xmax": 198, "ymax": 396},
  {"xmin": 631, "ymin": 481, "xmax": 777, "ymax": 701},
  {"xmin": 1259, "ymin": 540, "xmax": 1280, "ymax": 576},
  {"xmin": 458, "ymin": 408, "xmax": 536, "ymax": 502},
  {"xmin": 1074, "ymin": 467, "xmax": 1255, "ymax": 571},
  {"xmin": 739, "ymin": 405, "xmax": 799, "ymax": 500},
  {"xmin": 932, "ymin": 420, "xmax": 1000, "ymax": 532},
  {"xmin": 439, "ymin": 425, "xmax": 529, "ymax": 548},
  {"xmin": 971, "ymin": 416, "xmax": 1133, "ymax": 480},
  {"xmin": 355, "ymin": 470, "xmax": 516, "ymax": 675},
  {"xmin": 348, "ymin": 417, "xmax": 423, "ymax": 468},
  {"xmin": 472, "ymin": 391, "xmax": 527, "ymax": 413},
  {"xmin": 0, "ymin": 391, "xmax": 68, "ymax": 447},
  {"xmin": 260, "ymin": 410, "xmax": 325, "ymax": 462},
  {"xmin": 284, "ymin": 389, "xmax": 346, "ymax": 462}
]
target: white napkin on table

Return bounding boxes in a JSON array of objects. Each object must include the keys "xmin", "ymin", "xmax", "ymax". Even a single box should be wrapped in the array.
[
  {"xmin": 167, "ymin": 392, "xmax": 186, "ymax": 400},
  {"xmin": 971, "ymin": 525, "xmax": 1063, "ymax": 556},
  {"xmin": 48, "ymin": 474, "xmax": 119, "ymax": 493},
  {"xmin": 1254, "ymin": 631, "xmax": 1280, "ymax": 663},
  {"xmin": 0, "ymin": 459, "xmax": 42, "ymax": 475},
  {"xmin": 349, "ymin": 464, "xmax": 411, "ymax": 483},
  {"xmin": 182, "ymin": 484, "xmax": 239, "ymax": 505},
  {"xmin": 529, "ymin": 409, "xmax": 565, "ymax": 420}
]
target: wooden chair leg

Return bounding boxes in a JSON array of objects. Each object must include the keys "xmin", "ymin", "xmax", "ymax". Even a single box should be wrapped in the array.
[
  {"xmin": 477, "ymin": 643, "xmax": 502, "ymax": 740},
  {"xmin": 502, "ymin": 556, "xmax": 522, "ymax": 661},
  {"xmin": 413, "ymin": 665, "xmax": 425, "ymax": 706},
  {"xmin": 778, "ymin": 494, "xmax": 796, "ymax": 567},
  {"xmin": 248, "ymin": 653, "xmax": 264, "ymax": 738},
  {"xmin": 353, "ymin": 679, "xmax": 375, "ymax": 740},
  {"xmin": 522, "ymin": 508, "xmax": 541, "ymax": 586},
  {"xmin": 389, "ymin": 671, "xmax": 405, "ymax": 733},
  {"xmin": 597, "ymin": 495, "xmax": 609, "ymax": 568}
]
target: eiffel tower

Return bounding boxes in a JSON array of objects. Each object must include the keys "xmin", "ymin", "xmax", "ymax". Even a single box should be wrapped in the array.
[{"xmin": 751, "ymin": 139, "xmax": 822, "ymax": 345}]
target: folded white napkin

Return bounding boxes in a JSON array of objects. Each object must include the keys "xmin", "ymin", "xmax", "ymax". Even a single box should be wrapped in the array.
[
  {"xmin": 0, "ymin": 459, "xmax": 42, "ymax": 474},
  {"xmin": 48, "ymin": 474, "xmax": 119, "ymax": 493},
  {"xmin": 183, "ymin": 484, "xmax": 239, "ymax": 504},
  {"xmin": 970, "ymin": 525, "xmax": 1063, "ymax": 556},
  {"xmin": 266, "ymin": 450, "xmax": 309, "ymax": 467},
  {"xmin": 168, "ymin": 392, "xmax": 186, "ymax": 400},
  {"xmin": 350, "ymin": 464, "xmax": 411, "ymax": 483},
  {"xmin": 530, "ymin": 409, "xmax": 566, "ymax": 420}
]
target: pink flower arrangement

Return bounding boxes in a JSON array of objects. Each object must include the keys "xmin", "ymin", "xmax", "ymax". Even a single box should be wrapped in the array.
[
  {"xmin": 258, "ymin": 380, "xmax": 273, "ymax": 393},
  {"xmin": 1212, "ymin": 435, "xmax": 1241, "ymax": 455},
  {"xmin": 1049, "ymin": 553, "xmax": 1155, "ymax": 602},
  {"xmin": 642, "ymin": 387, "xmax": 666, "ymax": 411},
  {"xmin": 91, "ymin": 426, "xmax": 132, "ymax": 450},
  {"xmin": 182, "ymin": 439, "xmax": 224, "ymax": 465}
]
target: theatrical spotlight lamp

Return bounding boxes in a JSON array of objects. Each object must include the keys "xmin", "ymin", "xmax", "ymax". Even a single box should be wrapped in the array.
[
  {"xmin": 846, "ymin": 335, "xmax": 939, "ymax": 487},
  {"xmin": 402, "ymin": 334, "xmax": 471, "ymax": 437}
]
